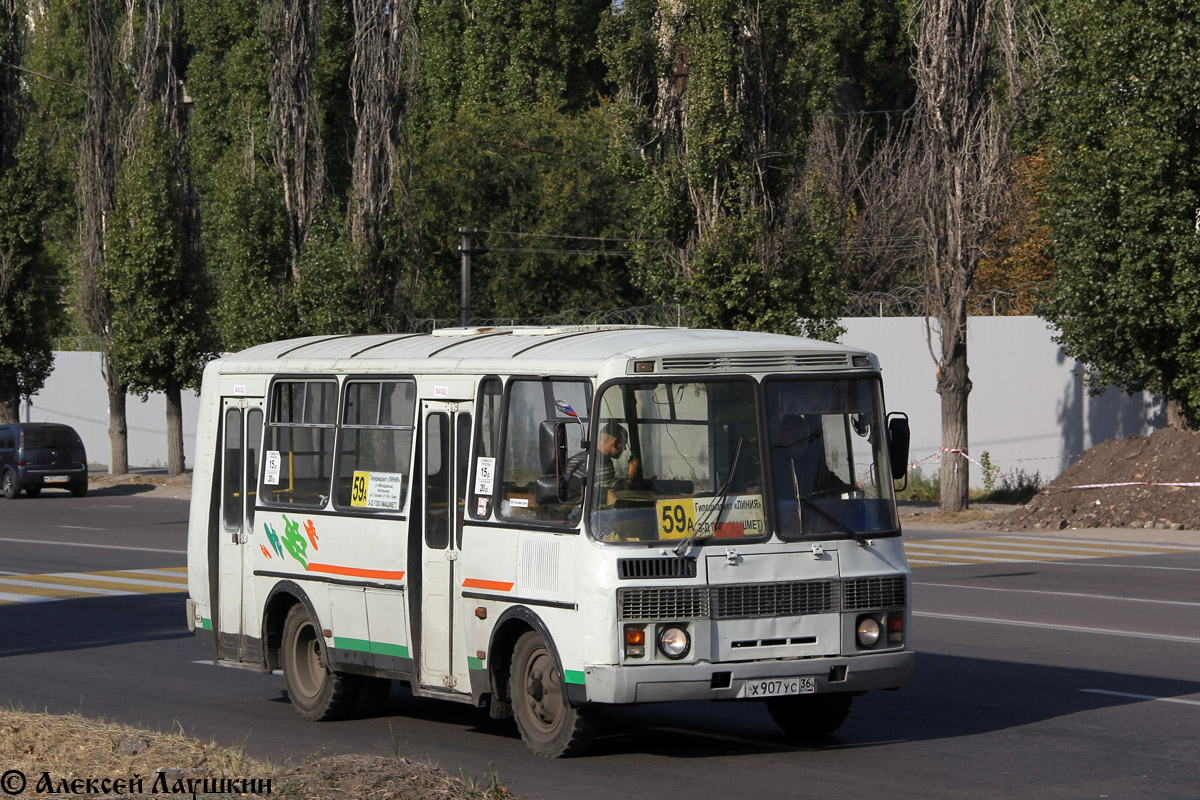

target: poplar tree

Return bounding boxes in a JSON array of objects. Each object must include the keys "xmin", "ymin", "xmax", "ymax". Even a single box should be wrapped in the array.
[
  {"xmin": 0, "ymin": 0, "xmax": 59, "ymax": 422},
  {"xmin": 1041, "ymin": 0, "xmax": 1200, "ymax": 429}
]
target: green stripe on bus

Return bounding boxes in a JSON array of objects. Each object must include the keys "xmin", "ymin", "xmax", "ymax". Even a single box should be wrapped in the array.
[
  {"xmin": 564, "ymin": 670, "xmax": 586, "ymax": 685},
  {"xmin": 333, "ymin": 637, "xmax": 410, "ymax": 659},
  {"xmin": 334, "ymin": 636, "xmax": 373, "ymax": 653},
  {"xmin": 371, "ymin": 641, "xmax": 410, "ymax": 659},
  {"xmin": 468, "ymin": 656, "xmax": 484, "ymax": 671},
  {"xmin": 200, "ymin": 618, "xmax": 212, "ymax": 631}
]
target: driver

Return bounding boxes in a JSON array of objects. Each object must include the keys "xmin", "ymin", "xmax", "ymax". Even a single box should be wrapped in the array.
[{"xmin": 566, "ymin": 421, "xmax": 640, "ymax": 507}]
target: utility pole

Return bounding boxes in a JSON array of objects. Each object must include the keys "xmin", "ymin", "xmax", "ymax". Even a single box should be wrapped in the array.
[{"xmin": 458, "ymin": 227, "xmax": 475, "ymax": 326}]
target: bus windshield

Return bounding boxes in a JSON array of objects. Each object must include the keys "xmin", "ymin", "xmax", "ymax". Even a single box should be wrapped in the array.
[
  {"xmin": 586, "ymin": 380, "xmax": 766, "ymax": 544},
  {"xmin": 585, "ymin": 376, "xmax": 898, "ymax": 545},
  {"xmin": 764, "ymin": 377, "xmax": 898, "ymax": 539}
]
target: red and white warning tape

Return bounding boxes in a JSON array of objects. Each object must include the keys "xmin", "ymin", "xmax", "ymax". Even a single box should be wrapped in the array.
[{"xmin": 908, "ymin": 448, "xmax": 1200, "ymax": 491}]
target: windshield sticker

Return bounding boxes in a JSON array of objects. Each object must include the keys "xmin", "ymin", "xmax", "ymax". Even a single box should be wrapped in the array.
[{"xmin": 656, "ymin": 494, "xmax": 765, "ymax": 540}]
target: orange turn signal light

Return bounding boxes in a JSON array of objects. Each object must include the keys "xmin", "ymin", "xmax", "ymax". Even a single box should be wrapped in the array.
[{"xmin": 624, "ymin": 625, "xmax": 646, "ymax": 658}]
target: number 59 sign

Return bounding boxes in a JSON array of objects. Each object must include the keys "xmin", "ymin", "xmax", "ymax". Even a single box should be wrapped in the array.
[{"xmin": 656, "ymin": 498, "xmax": 696, "ymax": 540}]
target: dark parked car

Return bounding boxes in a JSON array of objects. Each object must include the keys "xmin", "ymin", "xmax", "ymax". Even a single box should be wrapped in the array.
[{"xmin": 0, "ymin": 423, "xmax": 89, "ymax": 498}]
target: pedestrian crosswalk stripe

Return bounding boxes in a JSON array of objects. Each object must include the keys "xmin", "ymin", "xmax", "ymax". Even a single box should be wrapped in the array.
[
  {"xmin": 0, "ymin": 567, "xmax": 188, "ymax": 605},
  {"xmin": 905, "ymin": 535, "xmax": 1199, "ymax": 568}
]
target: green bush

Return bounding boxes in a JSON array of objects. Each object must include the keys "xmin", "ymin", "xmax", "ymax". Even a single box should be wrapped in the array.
[{"xmin": 895, "ymin": 467, "xmax": 941, "ymax": 502}]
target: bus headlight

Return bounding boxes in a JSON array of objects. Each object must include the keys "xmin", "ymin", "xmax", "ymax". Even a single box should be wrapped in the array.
[
  {"xmin": 856, "ymin": 616, "xmax": 881, "ymax": 647},
  {"xmin": 656, "ymin": 624, "xmax": 691, "ymax": 660}
]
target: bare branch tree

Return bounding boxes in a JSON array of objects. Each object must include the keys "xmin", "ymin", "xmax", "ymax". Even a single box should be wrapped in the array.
[{"xmin": 907, "ymin": 0, "xmax": 1048, "ymax": 511}]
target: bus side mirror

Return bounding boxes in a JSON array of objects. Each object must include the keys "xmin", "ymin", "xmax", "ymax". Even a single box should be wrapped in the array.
[
  {"xmin": 887, "ymin": 412, "xmax": 910, "ymax": 485},
  {"xmin": 534, "ymin": 475, "xmax": 561, "ymax": 506},
  {"xmin": 536, "ymin": 420, "xmax": 574, "ymax": 505},
  {"xmin": 539, "ymin": 420, "xmax": 568, "ymax": 476}
]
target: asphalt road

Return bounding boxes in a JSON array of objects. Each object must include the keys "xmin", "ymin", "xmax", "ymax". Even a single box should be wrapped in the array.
[{"xmin": 3, "ymin": 494, "xmax": 1200, "ymax": 799}]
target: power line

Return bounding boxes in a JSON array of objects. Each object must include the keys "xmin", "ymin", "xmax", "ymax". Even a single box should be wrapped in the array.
[{"xmin": 474, "ymin": 229, "xmax": 666, "ymax": 245}]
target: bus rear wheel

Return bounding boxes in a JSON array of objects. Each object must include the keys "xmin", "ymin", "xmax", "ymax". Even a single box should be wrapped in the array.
[
  {"xmin": 509, "ymin": 631, "xmax": 596, "ymax": 757},
  {"xmin": 281, "ymin": 604, "xmax": 359, "ymax": 721},
  {"xmin": 766, "ymin": 693, "xmax": 853, "ymax": 740}
]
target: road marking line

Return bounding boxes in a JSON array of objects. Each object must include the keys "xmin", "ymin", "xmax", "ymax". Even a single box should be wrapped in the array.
[
  {"xmin": 0, "ymin": 536, "xmax": 184, "ymax": 554},
  {"xmin": 0, "ymin": 579, "xmax": 128, "ymax": 596},
  {"xmin": 58, "ymin": 571, "xmax": 187, "ymax": 588},
  {"xmin": 1040, "ymin": 562, "xmax": 1200, "ymax": 573},
  {"xmin": 914, "ymin": 611, "xmax": 1200, "ymax": 644},
  {"xmin": 907, "ymin": 542, "xmax": 1153, "ymax": 558},
  {"xmin": 0, "ymin": 568, "xmax": 188, "ymax": 605},
  {"xmin": 996, "ymin": 536, "xmax": 1200, "ymax": 553},
  {"xmin": 59, "ymin": 525, "xmax": 104, "ymax": 531},
  {"xmin": 914, "ymin": 581, "xmax": 1200, "ymax": 608},
  {"xmin": 0, "ymin": 591, "xmax": 56, "ymax": 604},
  {"xmin": 1081, "ymin": 689, "xmax": 1200, "ymax": 707}
]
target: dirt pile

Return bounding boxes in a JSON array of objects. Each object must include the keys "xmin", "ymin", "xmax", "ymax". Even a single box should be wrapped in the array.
[
  {"xmin": 992, "ymin": 428, "xmax": 1200, "ymax": 531},
  {"xmin": 0, "ymin": 709, "xmax": 511, "ymax": 800}
]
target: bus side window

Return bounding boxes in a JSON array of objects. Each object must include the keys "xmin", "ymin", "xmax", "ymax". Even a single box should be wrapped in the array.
[
  {"xmin": 469, "ymin": 378, "xmax": 502, "ymax": 519},
  {"xmin": 246, "ymin": 409, "xmax": 263, "ymax": 528},
  {"xmin": 499, "ymin": 378, "xmax": 590, "ymax": 525},
  {"xmin": 425, "ymin": 413, "xmax": 450, "ymax": 548},
  {"xmin": 222, "ymin": 409, "xmax": 243, "ymax": 530},
  {"xmin": 455, "ymin": 413, "xmax": 471, "ymax": 546},
  {"xmin": 263, "ymin": 379, "xmax": 337, "ymax": 507},
  {"xmin": 334, "ymin": 379, "xmax": 415, "ymax": 513}
]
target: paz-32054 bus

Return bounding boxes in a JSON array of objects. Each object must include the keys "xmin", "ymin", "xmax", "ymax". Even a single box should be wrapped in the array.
[{"xmin": 186, "ymin": 326, "xmax": 914, "ymax": 756}]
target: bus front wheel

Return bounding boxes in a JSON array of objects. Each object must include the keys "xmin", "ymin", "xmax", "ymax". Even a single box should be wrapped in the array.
[
  {"xmin": 281, "ymin": 604, "xmax": 359, "ymax": 721},
  {"xmin": 509, "ymin": 631, "xmax": 596, "ymax": 757},
  {"xmin": 766, "ymin": 692, "xmax": 853, "ymax": 740}
]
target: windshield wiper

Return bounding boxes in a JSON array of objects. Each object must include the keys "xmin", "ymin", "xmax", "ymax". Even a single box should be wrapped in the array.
[
  {"xmin": 673, "ymin": 437, "xmax": 743, "ymax": 556},
  {"xmin": 791, "ymin": 462, "xmax": 870, "ymax": 547}
]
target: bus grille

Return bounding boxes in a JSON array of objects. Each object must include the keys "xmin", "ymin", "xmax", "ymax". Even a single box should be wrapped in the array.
[
  {"xmin": 618, "ymin": 557, "xmax": 697, "ymax": 580},
  {"xmin": 843, "ymin": 575, "xmax": 907, "ymax": 610},
  {"xmin": 658, "ymin": 353, "xmax": 850, "ymax": 373},
  {"xmin": 619, "ymin": 575, "xmax": 904, "ymax": 621},
  {"xmin": 711, "ymin": 580, "xmax": 837, "ymax": 619},
  {"xmin": 618, "ymin": 586, "xmax": 710, "ymax": 620}
]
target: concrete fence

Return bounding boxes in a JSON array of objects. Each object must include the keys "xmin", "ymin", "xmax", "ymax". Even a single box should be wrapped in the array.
[
  {"xmin": 25, "ymin": 317, "xmax": 1163, "ymax": 485},
  {"xmin": 839, "ymin": 317, "xmax": 1163, "ymax": 487}
]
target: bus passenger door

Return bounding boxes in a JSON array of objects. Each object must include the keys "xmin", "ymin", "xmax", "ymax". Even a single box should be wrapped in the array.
[
  {"xmin": 418, "ymin": 400, "xmax": 472, "ymax": 692},
  {"xmin": 216, "ymin": 396, "xmax": 264, "ymax": 661}
]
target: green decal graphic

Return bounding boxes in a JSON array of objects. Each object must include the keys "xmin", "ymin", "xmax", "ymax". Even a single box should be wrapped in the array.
[
  {"xmin": 280, "ymin": 515, "xmax": 310, "ymax": 569},
  {"xmin": 564, "ymin": 670, "xmax": 586, "ymax": 685},
  {"xmin": 263, "ymin": 523, "xmax": 284, "ymax": 559}
]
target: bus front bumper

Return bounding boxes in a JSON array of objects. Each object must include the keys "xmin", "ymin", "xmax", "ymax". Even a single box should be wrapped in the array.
[{"xmin": 578, "ymin": 650, "xmax": 914, "ymax": 705}]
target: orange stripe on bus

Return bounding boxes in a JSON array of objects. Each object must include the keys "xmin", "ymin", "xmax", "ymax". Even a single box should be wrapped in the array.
[
  {"xmin": 462, "ymin": 578, "xmax": 515, "ymax": 592},
  {"xmin": 307, "ymin": 564, "xmax": 406, "ymax": 581}
]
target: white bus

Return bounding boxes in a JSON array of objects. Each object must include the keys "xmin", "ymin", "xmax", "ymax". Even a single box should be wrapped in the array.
[{"xmin": 186, "ymin": 326, "xmax": 914, "ymax": 756}]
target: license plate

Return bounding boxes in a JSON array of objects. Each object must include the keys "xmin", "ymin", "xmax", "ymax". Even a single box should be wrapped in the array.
[
  {"xmin": 738, "ymin": 676, "xmax": 817, "ymax": 698},
  {"xmin": 43, "ymin": 475, "xmax": 68, "ymax": 483}
]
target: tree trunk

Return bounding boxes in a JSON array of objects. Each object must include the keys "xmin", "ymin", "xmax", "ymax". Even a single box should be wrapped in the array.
[
  {"xmin": 0, "ymin": 393, "xmax": 17, "ymax": 424},
  {"xmin": 104, "ymin": 356, "xmax": 128, "ymax": 475},
  {"xmin": 165, "ymin": 382, "xmax": 185, "ymax": 475},
  {"xmin": 937, "ymin": 324, "xmax": 972, "ymax": 512}
]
